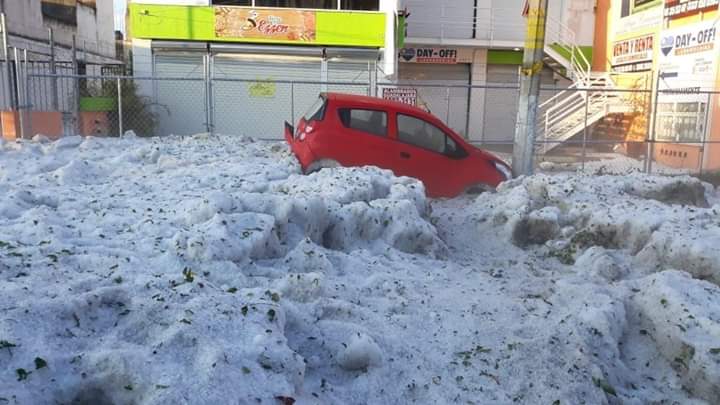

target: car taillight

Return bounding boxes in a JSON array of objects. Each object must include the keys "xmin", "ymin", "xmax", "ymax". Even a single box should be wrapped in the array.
[
  {"xmin": 299, "ymin": 123, "xmax": 315, "ymax": 141},
  {"xmin": 493, "ymin": 161, "xmax": 512, "ymax": 181}
]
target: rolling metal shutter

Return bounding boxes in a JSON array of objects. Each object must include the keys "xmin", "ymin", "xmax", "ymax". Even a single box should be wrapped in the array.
[
  {"xmin": 153, "ymin": 53, "xmax": 208, "ymax": 136},
  {"xmin": 212, "ymin": 54, "xmax": 322, "ymax": 138},
  {"xmin": 482, "ymin": 65, "xmax": 561, "ymax": 144},
  {"xmin": 483, "ymin": 64, "xmax": 520, "ymax": 143}
]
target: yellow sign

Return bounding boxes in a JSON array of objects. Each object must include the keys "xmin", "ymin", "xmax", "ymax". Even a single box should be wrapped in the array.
[{"xmin": 248, "ymin": 79, "xmax": 276, "ymax": 98}]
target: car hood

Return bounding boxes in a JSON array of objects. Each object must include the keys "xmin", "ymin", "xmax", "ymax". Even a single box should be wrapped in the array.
[{"xmin": 469, "ymin": 144, "xmax": 509, "ymax": 167}]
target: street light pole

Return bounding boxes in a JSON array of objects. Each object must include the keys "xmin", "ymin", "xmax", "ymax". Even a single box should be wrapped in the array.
[{"xmin": 512, "ymin": 0, "xmax": 549, "ymax": 177}]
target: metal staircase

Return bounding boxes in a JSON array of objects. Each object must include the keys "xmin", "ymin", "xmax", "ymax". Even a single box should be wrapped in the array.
[{"xmin": 536, "ymin": 17, "xmax": 629, "ymax": 153}]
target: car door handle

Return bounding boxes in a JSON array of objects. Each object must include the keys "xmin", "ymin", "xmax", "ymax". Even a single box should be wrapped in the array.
[{"xmin": 400, "ymin": 152, "xmax": 411, "ymax": 159}]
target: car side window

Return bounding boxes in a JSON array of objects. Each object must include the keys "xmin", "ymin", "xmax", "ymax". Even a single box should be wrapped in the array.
[
  {"xmin": 338, "ymin": 109, "xmax": 388, "ymax": 136},
  {"xmin": 397, "ymin": 114, "xmax": 451, "ymax": 154}
]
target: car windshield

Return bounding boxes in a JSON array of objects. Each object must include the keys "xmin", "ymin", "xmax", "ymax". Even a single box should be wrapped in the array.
[{"xmin": 303, "ymin": 96, "xmax": 326, "ymax": 122}]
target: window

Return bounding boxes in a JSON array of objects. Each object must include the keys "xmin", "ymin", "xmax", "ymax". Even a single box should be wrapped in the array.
[
  {"xmin": 303, "ymin": 96, "xmax": 327, "ymax": 122},
  {"xmin": 213, "ymin": 0, "xmax": 252, "ymax": 5},
  {"xmin": 338, "ymin": 109, "xmax": 387, "ymax": 136},
  {"xmin": 42, "ymin": 0, "xmax": 77, "ymax": 26},
  {"xmin": 340, "ymin": 0, "xmax": 379, "ymax": 10},
  {"xmin": 397, "ymin": 114, "xmax": 446, "ymax": 153},
  {"xmin": 655, "ymin": 101, "xmax": 707, "ymax": 143},
  {"xmin": 255, "ymin": 0, "xmax": 337, "ymax": 7}
]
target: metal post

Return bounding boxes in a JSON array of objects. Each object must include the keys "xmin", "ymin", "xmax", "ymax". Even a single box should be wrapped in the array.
[
  {"xmin": 290, "ymin": 81, "xmax": 295, "ymax": 125},
  {"xmin": 71, "ymin": 35, "xmax": 80, "ymax": 135},
  {"xmin": 14, "ymin": 48, "xmax": 24, "ymax": 139},
  {"xmin": 641, "ymin": 74, "xmax": 652, "ymax": 173},
  {"xmin": 117, "ymin": 77, "xmax": 123, "ymax": 137},
  {"xmin": 23, "ymin": 48, "xmax": 29, "ymax": 137},
  {"xmin": 647, "ymin": 71, "xmax": 661, "ymax": 174},
  {"xmin": 512, "ymin": 0, "xmax": 549, "ymax": 176},
  {"xmin": 1, "ymin": 13, "xmax": 13, "ymax": 109},
  {"xmin": 699, "ymin": 92, "xmax": 711, "ymax": 174},
  {"xmin": 49, "ymin": 28, "xmax": 58, "ymax": 110},
  {"xmin": 203, "ymin": 52, "xmax": 211, "ymax": 134},
  {"xmin": 207, "ymin": 53, "xmax": 214, "ymax": 134},
  {"xmin": 581, "ymin": 88, "xmax": 589, "ymax": 172},
  {"xmin": 445, "ymin": 87, "xmax": 451, "ymax": 124}
]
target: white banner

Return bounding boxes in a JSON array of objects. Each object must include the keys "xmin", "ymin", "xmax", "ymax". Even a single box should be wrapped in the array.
[{"xmin": 658, "ymin": 20, "xmax": 718, "ymax": 94}]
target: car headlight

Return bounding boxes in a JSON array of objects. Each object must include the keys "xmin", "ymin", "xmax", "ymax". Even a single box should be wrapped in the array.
[{"xmin": 493, "ymin": 161, "xmax": 512, "ymax": 181}]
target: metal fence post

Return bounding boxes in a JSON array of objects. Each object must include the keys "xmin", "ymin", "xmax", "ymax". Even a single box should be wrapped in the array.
[
  {"xmin": 23, "ymin": 49, "xmax": 30, "ymax": 138},
  {"xmin": 72, "ymin": 36, "xmax": 80, "ymax": 135},
  {"xmin": 290, "ymin": 81, "xmax": 295, "ymax": 125},
  {"xmin": 14, "ymin": 48, "xmax": 25, "ymax": 139},
  {"xmin": 647, "ymin": 71, "xmax": 661, "ymax": 174},
  {"xmin": 49, "ymin": 28, "xmax": 58, "ymax": 111},
  {"xmin": 581, "ymin": 88, "xmax": 589, "ymax": 172},
  {"xmin": 642, "ymin": 75, "xmax": 652, "ymax": 173},
  {"xmin": 699, "ymin": 91, "xmax": 711, "ymax": 174},
  {"xmin": 1, "ymin": 13, "xmax": 13, "ymax": 109},
  {"xmin": 445, "ymin": 87, "xmax": 451, "ymax": 124},
  {"xmin": 208, "ymin": 53, "xmax": 214, "ymax": 134},
  {"xmin": 203, "ymin": 52, "xmax": 212, "ymax": 134},
  {"xmin": 117, "ymin": 77, "xmax": 123, "ymax": 137}
]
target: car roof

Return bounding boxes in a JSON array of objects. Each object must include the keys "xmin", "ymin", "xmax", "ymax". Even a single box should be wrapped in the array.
[{"xmin": 324, "ymin": 92, "xmax": 436, "ymax": 118}]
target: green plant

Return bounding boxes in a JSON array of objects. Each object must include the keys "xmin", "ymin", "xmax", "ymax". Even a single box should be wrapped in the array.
[{"xmin": 83, "ymin": 78, "xmax": 158, "ymax": 136}]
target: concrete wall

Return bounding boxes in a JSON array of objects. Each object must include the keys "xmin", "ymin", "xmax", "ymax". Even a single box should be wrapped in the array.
[
  {"xmin": 402, "ymin": 0, "xmax": 595, "ymax": 48},
  {"xmin": 402, "ymin": 0, "xmax": 526, "ymax": 44},
  {"xmin": 2, "ymin": 0, "xmax": 117, "ymax": 61},
  {"xmin": 548, "ymin": 0, "xmax": 595, "ymax": 47}
]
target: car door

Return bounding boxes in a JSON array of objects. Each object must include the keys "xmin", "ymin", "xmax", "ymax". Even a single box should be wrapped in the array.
[
  {"xmin": 391, "ymin": 113, "xmax": 468, "ymax": 197},
  {"xmin": 332, "ymin": 107, "xmax": 396, "ymax": 170}
]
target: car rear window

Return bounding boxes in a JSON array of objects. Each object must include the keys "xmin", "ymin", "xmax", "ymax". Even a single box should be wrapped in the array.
[
  {"xmin": 338, "ymin": 109, "xmax": 387, "ymax": 137},
  {"xmin": 303, "ymin": 96, "xmax": 327, "ymax": 122}
]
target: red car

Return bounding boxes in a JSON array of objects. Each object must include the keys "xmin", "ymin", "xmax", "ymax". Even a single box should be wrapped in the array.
[{"xmin": 284, "ymin": 93, "xmax": 511, "ymax": 198}]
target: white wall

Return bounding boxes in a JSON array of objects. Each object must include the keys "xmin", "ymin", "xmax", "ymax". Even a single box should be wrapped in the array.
[
  {"xmin": 380, "ymin": 0, "xmax": 398, "ymax": 79},
  {"xmin": 402, "ymin": 0, "xmax": 526, "ymax": 45},
  {"xmin": 401, "ymin": 0, "xmax": 594, "ymax": 48},
  {"xmin": 547, "ymin": 0, "xmax": 595, "ymax": 47}
]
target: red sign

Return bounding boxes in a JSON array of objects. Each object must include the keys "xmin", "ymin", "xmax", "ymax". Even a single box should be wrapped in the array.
[{"xmin": 664, "ymin": 0, "xmax": 719, "ymax": 20}]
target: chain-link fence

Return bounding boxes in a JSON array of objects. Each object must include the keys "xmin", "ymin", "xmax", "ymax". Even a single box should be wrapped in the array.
[{"xmin": 6, "ymin": 69, "xmax": 720, "ymax": 178}]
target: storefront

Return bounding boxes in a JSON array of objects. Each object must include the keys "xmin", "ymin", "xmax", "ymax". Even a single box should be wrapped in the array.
[
  {"xmin": 129, "ymin": 1, "xmax": 395, "ymax": 137},
  {"xmin": 395, "ymin": 46, "xmax": 472, "ymax": 137},
  {"xmin": 598, "ymin": 0, "xmax": 720, "ymax": 170}
]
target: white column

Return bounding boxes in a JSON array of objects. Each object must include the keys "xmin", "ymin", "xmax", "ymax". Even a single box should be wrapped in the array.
[
  {"xmin": 131, "ymin": 38, "xmax": 153, "ymax": 100},
  {"xmin": 468, "ymin": 48, "xmax": 487, "ymax": 143},
  {"xmin": 379, "ymin": 0, "xmax": 398, "ymax": 80}
]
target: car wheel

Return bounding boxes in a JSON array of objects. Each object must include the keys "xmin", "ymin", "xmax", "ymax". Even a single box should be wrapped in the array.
[
  {"xmin": 305, "ymin": 159, "xmax": 341, "ymax": 174},
  {"xmin": 464, "ymin": 183, "xmax": 495, "ymax": 195}
]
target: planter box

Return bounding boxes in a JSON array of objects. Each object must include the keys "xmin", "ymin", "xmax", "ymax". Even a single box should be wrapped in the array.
[{"xmin": 80, "ymin": 97, "xmax": 117, "ymax": 112}]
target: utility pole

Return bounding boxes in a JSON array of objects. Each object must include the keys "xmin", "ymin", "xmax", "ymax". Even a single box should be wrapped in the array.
[{"xmin": 512, "ymin": 0, "xmax": 549, "ymax": 177}]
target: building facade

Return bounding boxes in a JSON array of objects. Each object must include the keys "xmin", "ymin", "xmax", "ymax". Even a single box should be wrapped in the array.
[
  {"xmin": 397, "ymin": 0, "xmax": 596, "ymax": 143},
  {"xmin": 1, "ymin": 0, "xmax": 118, "ymax": 63},
  {"xmin": 594, "ymin": 0, "xmax": 720, "ymax": 171},
  {"xmin": 128, "ymin": 0, "xmax": 598, "ymax": 140},
  {"xmin": 1, "ymin": 0, "xmax": 120, "ymax": 140},
  {"xmin": 128, "ymin": 0, "xmax": 398, "ymax": 136}
]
